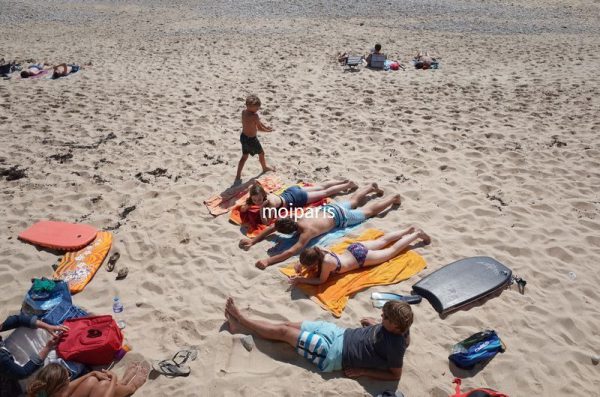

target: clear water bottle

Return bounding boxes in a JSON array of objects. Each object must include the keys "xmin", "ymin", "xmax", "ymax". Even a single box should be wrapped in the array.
[{"xmin": 112, "ymin": 297, "xmax": 126, "ymax": 329}]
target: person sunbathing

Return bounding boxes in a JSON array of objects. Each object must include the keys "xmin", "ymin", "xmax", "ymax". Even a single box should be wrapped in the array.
[
  {"xmin": 52, "ymin": 63, "xmax": 80, "ymax": 79},
  {"xmin": 27, "ymin": 362, "xmax": 149, "ymax": 397},
  {"xmin": 225, "ymin": 297, "xmax": 412, "ymax": 380},
  {"xmin": 20, "ymin": 63, "xmax": 47, "ymax": 78},
  {"xmin": 239, "ymin": 180, "xmax": 357, "ymax": 225},
  {"xmin": 414, "ymin": 51, "xmax": 437, "ymax": 69},
  {"xmin": 239, "ymin": 183, "xmax": 402, "ymax": 269},
  {"xmin": 290, "ymin": 226, "xmax": 431, "ymax": 285}
]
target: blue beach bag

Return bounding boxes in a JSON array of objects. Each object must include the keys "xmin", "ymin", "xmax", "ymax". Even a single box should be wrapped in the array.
[{"xmin": 449, "ymin": 330, "xmax": 506, "ymax": 369}]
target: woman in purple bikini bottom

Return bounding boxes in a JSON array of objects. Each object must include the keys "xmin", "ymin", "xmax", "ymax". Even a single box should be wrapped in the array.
[{"xmin": 290, "ymin": 226, "xmax": 431, "ymax": 286}]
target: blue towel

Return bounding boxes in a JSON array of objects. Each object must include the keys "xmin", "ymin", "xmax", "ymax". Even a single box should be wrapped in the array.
[{"xmin": 267, "ymin": 224, "xmax": 362, "ymax": 257}]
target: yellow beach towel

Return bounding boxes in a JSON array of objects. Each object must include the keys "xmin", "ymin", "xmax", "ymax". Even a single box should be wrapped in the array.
[{"xmin": 280, "ymin": 229, "xmax": 426, "ymax": 317}]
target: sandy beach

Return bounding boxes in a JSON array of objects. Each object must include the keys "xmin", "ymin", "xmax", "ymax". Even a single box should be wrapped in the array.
[{"xmin": 1, "ymin": 0, "xmax": 599, "ymax": 395}]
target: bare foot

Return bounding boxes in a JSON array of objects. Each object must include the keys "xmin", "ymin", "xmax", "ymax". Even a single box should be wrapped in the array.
[
  {"xmin": 392, "ymin": 194, "xmax": 402, "ymax": 205},
  {"xmin": 262, "ymin": 166, "xmax": 275, "ymax": 173},
  {"xmin": 225, "ymin": 297, "xmax": 245, "ymax": 333},
  {"xmin": 418, "ymin": 229, "xmax": 431, "ymax": 245},
  {"xmin": 406, "ymin": 225, "xmax": 417, "ymax": 234},
  {"xmin": 371, "ymin": 183, "xmax": 384, "ymax": 197},
  {"xmin": 121, "ymin": 362, "xmax": 139, "ymax": 385},
  {"xmin": 129, "ymin": 361, "xmax": 150, "ymax": 390},
  {"xmin": 347, "ymin": 181, "xmax": 358, "ymax": 192}
]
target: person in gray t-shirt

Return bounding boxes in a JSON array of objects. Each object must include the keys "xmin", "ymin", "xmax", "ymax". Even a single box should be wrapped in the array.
[{"xmin": 224, "ymin": 297, "xmax": 412, "ymax": 381}]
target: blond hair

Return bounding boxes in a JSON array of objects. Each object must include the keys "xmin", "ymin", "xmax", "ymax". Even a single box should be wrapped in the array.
[
  {"xmin": 27, "ymin": 363, "xmax": 69, "ymax": 397},
  {"xmin": 246, "ymin": 94, "xmax": 261, "ymax": 107},
  {"xmin": 383, "ymin": 301, "xmax": 413, "ymax": 333}
]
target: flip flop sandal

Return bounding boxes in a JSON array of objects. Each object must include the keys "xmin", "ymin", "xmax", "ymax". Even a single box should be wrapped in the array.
[
  {"xmin": 172, "ymin": 349, "xmax": 198, "ymax": 366},
  {"xmin": 116, "ymin": 267, "xmax": 129, "ymax": 280},
  {"xmin": 152, "ymin": 360, "xmax": 190, "ymax": 377},
  {"xmin": 106, "ymin": 252, "xmax": 120, "ymax": 272}
]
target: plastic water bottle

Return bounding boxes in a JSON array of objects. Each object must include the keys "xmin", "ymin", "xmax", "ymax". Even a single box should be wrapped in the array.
[{"xmin": 112, "ymin": 297, "xmax": 126, "ymax": 329}]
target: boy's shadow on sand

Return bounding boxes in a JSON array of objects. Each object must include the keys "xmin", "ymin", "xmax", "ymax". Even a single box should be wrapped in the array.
[{"xmin": 218, "ymin": 321, "xmax": 399, "ymax": 396}]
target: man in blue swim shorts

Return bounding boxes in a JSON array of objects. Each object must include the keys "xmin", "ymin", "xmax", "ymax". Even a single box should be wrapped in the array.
[
  {"xmin": 224, "ymin": 297, "xmax": 412, "ymax": 380},
  {"xmin": 239, "ymin": 183, "xmax": 402, "ymax": 269}
]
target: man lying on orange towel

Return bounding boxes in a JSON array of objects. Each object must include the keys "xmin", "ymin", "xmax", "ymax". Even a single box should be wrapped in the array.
[{"xmin": 230, "ymin": 180, "xmax": 356, "ymax": 237}]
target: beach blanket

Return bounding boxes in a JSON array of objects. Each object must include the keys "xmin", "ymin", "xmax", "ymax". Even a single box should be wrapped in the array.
[
  {"xmin": 204, "ymin": 175, "xmax": 283, "ymax": 216},
  {"xmin": 229, "ymin": 183, "xmax": 330, "ymax": 237},
  {"xmin": 279, "ymin": 229, "xmax": 427, "ymax": 317},
  {"xmin": 52, "ymin": 231, "xmax": 112, "ymax": 294}
]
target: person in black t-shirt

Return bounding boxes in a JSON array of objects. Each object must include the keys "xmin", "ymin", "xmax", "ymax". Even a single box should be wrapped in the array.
[{"xmin": 224, "ymin": 297, "xmax": 412, "ymax": 380}]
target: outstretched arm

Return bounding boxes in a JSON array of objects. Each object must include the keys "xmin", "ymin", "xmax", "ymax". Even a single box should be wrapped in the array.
[
  {"xmin": 240, "ymin": 224, "xmax": 276, "ymax": 250},
  {"xmin": 257, "ymin": 118, "xmax": 272, "ymax": 132},
  {"xmin": 256, "ymin": 239, "xmax": 308, "ymax": 269},
  {"xmin": 290, "ymin": 266, "xmax": 331, "ymax": 286}
]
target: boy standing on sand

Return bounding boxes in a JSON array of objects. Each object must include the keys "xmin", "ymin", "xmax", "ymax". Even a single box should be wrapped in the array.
[{"xmin": 235, "ymin": 95, "xmax": 274, "ymax": 182}]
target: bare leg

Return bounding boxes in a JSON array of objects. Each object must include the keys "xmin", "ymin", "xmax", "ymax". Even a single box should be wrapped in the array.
[
  {"xmin": 284, "ymin": 321, "xmax": 303, "ymax": 329},
  {"xmin": 225, "ymin": 298, "xmax": 301, "ymax": 347},
  {"xmin": 258, "ymin": 152, "xmax": 275, "ymax": 173},
  {"xmin": 89, "ymin": 380, "xmax": 136, "ymax": 397},
  {"xmin": 363, "ymin": 229, "xmax": 430, "ymax": 267},
  {"xmin": 348, "ymin": 183, "xmax": 384, "ymax": 208},
  {"xmin": 360, "ymin": 194, "xmax": 402, "ymax": 218},
  {"xmin": 235, "ymin": 154, "xmax": 249, "ymax": 180},
  {"xmin": 305, "ymin": 181, "xmax": 357, "ymax": 203},
  {"xmin": 303, "ymin": 179, "xmax": 350, "ymax": 191},
  {"xmin": 70, "ymin": 376, "xmax": 100, "ymax": 397},
  {"xmin": 360, "ymin": 225, "xmax": 417, "ymax": 250}
]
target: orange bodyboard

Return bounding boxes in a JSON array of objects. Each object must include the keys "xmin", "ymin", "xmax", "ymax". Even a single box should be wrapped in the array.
[
  {"xmin": 53, "ymin": 231, "xmax": 113, "ymax": 294},
  {"xmin": 19, "ymin": 221, "xmax": 98, "ymax": 251}
]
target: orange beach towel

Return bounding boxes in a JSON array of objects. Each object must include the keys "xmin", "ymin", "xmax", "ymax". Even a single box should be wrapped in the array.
[
  {"xmin": 280, "ymin": 229, "xmax": 427, "ymax": 317},
  {"xmin": 204, "ymin": 175, "xmax": 283, "ymax": 216}
]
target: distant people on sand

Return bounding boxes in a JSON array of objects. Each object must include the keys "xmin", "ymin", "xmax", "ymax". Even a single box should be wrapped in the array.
[
  {"xmin": 18, "ymin": 62, "xmax": 81, "ymax": 79},
  {"xmin": 240, "ymin": 180, "xmax": 357, "ymax": 224},
  {"xmin": 235, "ymin": 94, "xmax": 275, "ymax": 182},
  {"xmin": 290, "ymin": 226, "xmax": 431, "ymax": 286},
  {"xmin": 225, "ymin": 297, "xmax": 412, "ymax": 380},
  {"xmin": 414, "ymin": 51, "xmax": 439, "ymax": 69},
  {"xmin": 20, "ymin": 63, "xmax": 48, "ymax": 78},
  {"xmin": 239, "ymin": 183, "xmax": 402, "ymax": 269},
  {"xmin": 0, "ymin": 314, "xmax": 67, "ymax": 396},
  {"xmin": 366, "ymin": 43, "xmax": 385, "ymax": 68},
  {"xmin": 27, "ymin": 362, "xmax": 149, "ymax": 397},
  {"xmin": 52, "ymin": 63, "xmax": 80, "ymax": 79}
]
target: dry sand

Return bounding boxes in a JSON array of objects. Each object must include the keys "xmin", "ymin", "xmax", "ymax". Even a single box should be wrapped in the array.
[{"xmin": 1, "ymin": 0, "xmax": 599, "ymax": 395}]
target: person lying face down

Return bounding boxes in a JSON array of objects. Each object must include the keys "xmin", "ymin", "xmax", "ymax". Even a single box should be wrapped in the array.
[
  {"xmin": 238, "ymin": 183, "xmax": 402, "ymax": 269},
  {"xmin": 239, "ymin": 180, "xmax": 357, "ymax": 225},
  {"xmin": 290, "ymin": 226, "xmax": 431, "ymax": 286},
  {"xmin": 224, "ymin": 297, "xmax": 412, "ymax": 381}
]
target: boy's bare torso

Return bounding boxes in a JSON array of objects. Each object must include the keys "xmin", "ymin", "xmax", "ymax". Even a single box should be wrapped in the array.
[{"xmin": 241, "ymin": 110, "xmax": 259, "ymax": 137}]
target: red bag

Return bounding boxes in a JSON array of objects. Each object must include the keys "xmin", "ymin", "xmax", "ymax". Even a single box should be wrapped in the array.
[
  {"xmin": 56, "ymin": 315, "xmax": 123, "ymax": 365},
  {"xmin": 450, "ymin": 378, "xmax": 509, "ymax": 397}
]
